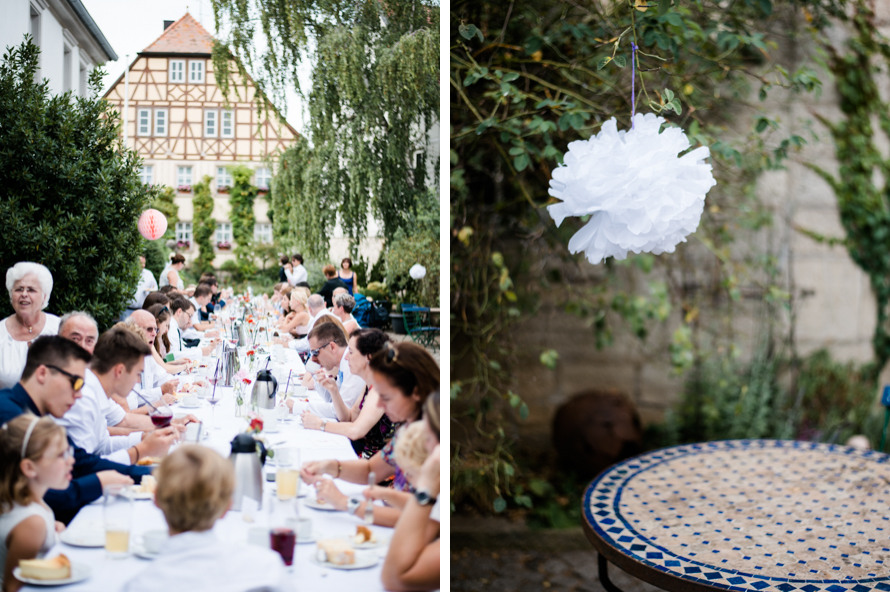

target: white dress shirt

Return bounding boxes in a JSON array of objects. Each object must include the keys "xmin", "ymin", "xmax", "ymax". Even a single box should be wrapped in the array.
[
  {"xmin": 168, "ymin": 316, "xmax": 202, "ymax": 360},
  {"xmin": 55, "ymin": 370, "xmax": 140, "ymax": 465},
  {"xmin": 287, "ymin": 310, "xmax": 333, "ymax": 352},
  {"xmin": 183, "ymin": 297, "xmax": 206, "ymax": 340},
  {"xmin": 309, "ymin": 351, "xmax": 366, "ymax": 420},
  {"xmin": 0, "ymin": 314, "xmax": 60, "ymax": 390},
  {"xmin": 285, "ymin": 264, "xmax": 308, "ymax": 286},
  {"xmin": 121, "ymin": 530, "xmax": 295, "ymax": 592},
  {"xmin": 127, "ymin": 355, "xmax": 169, "ymax": 409},
  {"xmin": 129, "ymin": 268, "xmax": 158, "ymax": 309}
]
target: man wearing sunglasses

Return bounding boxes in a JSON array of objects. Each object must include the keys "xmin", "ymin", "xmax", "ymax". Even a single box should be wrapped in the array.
[
  {"xmin": 301, "ymin": 323, "xmax": 366, "ymax": 421},
  {"xmin": 0, "ymin": 335, "xmax": 151, "ymax": 524}
]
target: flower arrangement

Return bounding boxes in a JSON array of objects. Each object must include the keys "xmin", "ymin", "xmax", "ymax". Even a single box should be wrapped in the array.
[
  {"xmin": 246, "ymin": 414, "xmax": 263, "ymax": 434},
  {"xmin": 176, "ymin": 240, "xmax": 190, "ymax": 249},
  {"xmin": 217, "ymin": 241, "xmax": 232, "ymax": 250},
  {"xmin": 177, "ymin": 185, "xmax": 192, "ymax": 193}
]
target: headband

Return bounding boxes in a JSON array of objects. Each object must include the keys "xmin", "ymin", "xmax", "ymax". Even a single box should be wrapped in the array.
[{"xmin": 21, "ymin": 417, "xmax": 39, "ymax": 458}]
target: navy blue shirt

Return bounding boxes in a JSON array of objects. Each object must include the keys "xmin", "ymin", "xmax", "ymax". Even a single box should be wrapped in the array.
[{"xmin": 0, "ymin": 383, "xmax": 151, "ymax": 524}]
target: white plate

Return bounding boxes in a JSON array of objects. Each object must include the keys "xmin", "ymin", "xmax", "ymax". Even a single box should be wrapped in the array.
[
  {"xmin": 310, "ymin": 554, "xmax": 379, "ymax": 570},
  {"xmin": 122, "ymin": 489, "xmax": 153, "ymax": 501},
  {"xmin": 177, "ymin": 402, "xmax": 201, "ymax": 409},
  {"xmin": 304, "ymin": 499, "xmax": 338, "ymax": 511},
  {"xmin": 60, "ymin": 529, "xmax": 104, "ymax": 548},
  {"xmin": 14, "ymin": 562, "xmax": 91, "ymax": 585},
  {"xmin": 352, "ymin": 537, "xmax": 386, "ymax": 549},
  {"xmin": 131, "ymin": 544, "xmax": 160, "ymax": 560},
  {"xmin": 296, "ymin": 533, "xmax": 317, "ymax": 545}
]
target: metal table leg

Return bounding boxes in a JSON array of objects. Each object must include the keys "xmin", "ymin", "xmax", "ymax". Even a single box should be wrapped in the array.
[{"xmin": 598, "ymin": 552, "xmax": 626, "ymax": 592}]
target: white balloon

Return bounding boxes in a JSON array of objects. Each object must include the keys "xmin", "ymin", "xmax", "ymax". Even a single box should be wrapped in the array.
[
  {"xmin": 409, "ymin": 264, "xmax": 427, "ymax": 279},
  {"xmin": 548, "ymin": 113, "xmax": 717, "ymax": 264}
]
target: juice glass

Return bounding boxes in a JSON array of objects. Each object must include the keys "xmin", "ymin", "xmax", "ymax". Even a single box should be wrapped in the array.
[
  {"xmin": 276, "ymin": 448, "xmax": 300, "ymax": 501},
  {"xmin": 104, "ymin": 485, "xmax": 133, "ymax": 558}
]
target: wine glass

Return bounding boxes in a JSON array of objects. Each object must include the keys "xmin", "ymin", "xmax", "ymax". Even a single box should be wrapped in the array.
[
  {"xmin": 149, "ymin": 406, "xmax": 173, "ymax": 429},
  {"xmin": 208, "ymin": 391, "xmax": 222, "ymax": 430}
]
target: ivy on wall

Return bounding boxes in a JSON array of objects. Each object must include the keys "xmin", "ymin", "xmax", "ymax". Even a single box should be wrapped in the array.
[
  {"xmin": 228, "ymin": 165, "xmax": 257, "ymax": 276},
  {"xmin": 192, "ymin": 175, "xmax": 215, "ymax": 274},
  {"xmin": 151, "ymin": 186, "xmax": 178, "ymax": 242}
]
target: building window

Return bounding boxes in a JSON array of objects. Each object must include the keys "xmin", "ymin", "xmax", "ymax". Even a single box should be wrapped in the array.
[
  {"xmin": 221, "ymin": 110, "xmax": 234, "ymax": 138},
  {"xmin": 29, "ymin": 5, "xmax": 40, "ymax": 79},
  {"xmin": 63, "ymin": 45, "xmax": 72, "ymax": 92},
  {"xmin": 169, "ymin": 60, "xmax": 184, "ymax": 83},
  {"xmin": 215, "ymin": 223, "xmax": 232, "ymax": 245},
  {"xmin": 254, "ymin": 223, "xmax": 272, "ymax": 244},
  {"xmin": 177, "ymin": 166, "xmax": 192, "ymax": 187},
  {"xmin": 137, "ymin": 108, "xmax": 151, "ymax": 136},
  {"xmin": 139, "ymin": 165, "xmax": 152, "ymax": 185},
  {"xmin": 189, "ymin": 60, "xmax": 204, "ymax": 83},
  {"xmin": 176, "ymin": 222, "xmax": 192, "ymax": 244},
  {"xmin": 216, "ymin": 167, "xmax": 232, "ymax": 189},
  {"xmin": 79, "ymin": 62, "xmax": 87, "ymax": 97},
  {"xmin": 155, "ymin": 109, "xmax": 167, "ymax": 136},
  {"xmin": 256, "ymin": 167, "xmax": 271, "ymax": 190},
  {"xmin": 204, "ymin": 110, "xmax": 217, "ymax": 137}
]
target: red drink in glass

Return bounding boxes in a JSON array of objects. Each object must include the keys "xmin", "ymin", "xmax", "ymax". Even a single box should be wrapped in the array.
[
  {"xmin": 270, "ymin": 528, "xmax": 296, "ymax": 566},
  {"xmin": 150, "ymin": 410, "xmax": 172, "ymax": 428}
]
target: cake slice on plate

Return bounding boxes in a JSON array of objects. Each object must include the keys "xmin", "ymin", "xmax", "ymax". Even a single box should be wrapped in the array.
[{"xmin": 19, "ymin": 554, "xmax": 71, "ymax": 580}]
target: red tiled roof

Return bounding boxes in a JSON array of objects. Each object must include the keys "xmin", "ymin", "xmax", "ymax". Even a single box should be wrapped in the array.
[{"xmin": 141, "ymin": 13, "xmax": 215, "ymax": 55}]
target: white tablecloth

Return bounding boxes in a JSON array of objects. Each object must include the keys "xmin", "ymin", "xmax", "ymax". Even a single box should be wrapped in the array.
[{"xmin": 23, "ymin": 350, "xmax": 390, "ymax": 591}]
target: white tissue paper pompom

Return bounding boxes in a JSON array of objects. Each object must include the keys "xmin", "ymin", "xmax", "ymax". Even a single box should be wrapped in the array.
[
  {"xmin": 547, "ymin": 112, "xmax": 717, "ymax": 264},
  {"xmin": 409, "ymin": 264, "xmax": 427, "ymax": 280}
]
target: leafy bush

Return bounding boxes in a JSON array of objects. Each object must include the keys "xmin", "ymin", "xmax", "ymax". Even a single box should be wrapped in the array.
[
  {"xmin": 0, "ymin": 40, "xmax": 156, "ymax": 329},
  {"xmin": 384, "ymin": 190, "xmax": 439, "ymax": 306},
  {"xmin": 228, "ymin": 165, "xmax": 257, "ymax": 278},
  {"xmin": 151, "ymin": 186, "xmax": 178, "ymax": 241}
]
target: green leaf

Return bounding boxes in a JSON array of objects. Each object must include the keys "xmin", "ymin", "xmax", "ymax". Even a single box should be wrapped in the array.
[
  {"xmin": 755, "ymin": 117, "xmax": 769, "ymax": 133},
  {"xmin": 613, "ymin": 55, "xmax": 627, "ymax": 68},
  {"xmin": 663, "ymin": 88, "xmax": 675, "ymax": 102},
  {"xmin": 504, "ymin": 463, "xmax": 515, "ymax": 477},
  {"xmin": 493, "ymin": 497, "xmax": 507, "ymax": 512},
  {"xmin": 758, "ymin": 0, "xmax": 772, "ymax": 15},
  {"xmin": 519, "ymin": 402, "xmax": 530, "ymax": 420},
  {"xmin": 665, "ymin": 13, "xmax": 682, "ymax": 26},
  {"xmin": 514, "ymin": 153, "xmax": 530, "ymax": 171},
  {"xmin": 540, "ymin": 348, "xmax": 560, "ymax": 370},
  {"xmin": 508, "ymin": 146, "xmax": 525, "ymax": 156},
  {"xmin": 459, "ymin": 23, "xmax": 483, "ymax": 42},
  {"xmin": 597, "ymin": 56, "xmax": 611, "ymax": 70},
  {"xmin": 658, "ymin": 0, "xmax": 671, "ymax": 16},
  {"xmin": 502, "ymin": 72, "xmax": 520, "ymax": 82}
]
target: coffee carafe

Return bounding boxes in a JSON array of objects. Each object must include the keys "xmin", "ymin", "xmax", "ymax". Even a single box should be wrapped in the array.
[
  {"xmin": 251, "ymin": 369, "xmax": 278, "ymax": 410},
  {"xmin": 229, "ymin": 433, "xmax": 267, "ymax": 511}
]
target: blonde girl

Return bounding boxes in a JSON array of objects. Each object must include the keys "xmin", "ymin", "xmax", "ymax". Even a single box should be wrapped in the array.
[{"xmin": 0, "ymin": 414, "xmax": 73, "ymax": 592}]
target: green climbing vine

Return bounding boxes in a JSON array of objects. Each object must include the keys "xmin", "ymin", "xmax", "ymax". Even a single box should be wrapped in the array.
[
  {"xmin": 803, "ymin": 0, "xmax": 890, "ymax": 380},
  {"xmin": 192, "ymin": 175, "xmax": 215, "ymax": 274},
  {"xmin": 228, "ymin": 165, "xmax": 258, "ymax": 277},
  {"xmin": 151, "ymin": 186, "xmax": 178, "ymax": 242}
]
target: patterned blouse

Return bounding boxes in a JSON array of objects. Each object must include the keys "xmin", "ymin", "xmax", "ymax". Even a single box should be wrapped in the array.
[{"xmin": 355, "ymin": 386, "xmax": 398, "ymax": 460}]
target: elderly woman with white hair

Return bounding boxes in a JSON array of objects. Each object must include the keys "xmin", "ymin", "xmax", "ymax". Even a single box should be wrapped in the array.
[{"xmin": 0, "ymin": 262, "xmax": 61, "ymax": 388}]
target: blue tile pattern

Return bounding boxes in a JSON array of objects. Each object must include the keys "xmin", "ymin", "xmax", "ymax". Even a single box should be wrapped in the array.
[{"xmin": 584, "ymin": 440, "xmax": 890, "ymax": 592}]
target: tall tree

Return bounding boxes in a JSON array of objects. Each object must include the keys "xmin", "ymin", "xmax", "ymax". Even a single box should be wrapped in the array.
[{"xmin": 210, "ymin": 0, "xmax": 440, "ymax": 253}]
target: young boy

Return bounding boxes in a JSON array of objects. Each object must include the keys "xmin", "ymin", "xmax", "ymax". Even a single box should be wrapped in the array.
[{"xmin": 122, "ymin": 446, "xmax": 294, "ymax": 592}]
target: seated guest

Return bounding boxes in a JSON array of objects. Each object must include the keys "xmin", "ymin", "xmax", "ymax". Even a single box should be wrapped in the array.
[
  {"xmin": 200, "ymin": 277, "xmax": 225, "ymax": 312},
  {"xmin": 122, "ymin": 446, "xmax": 294, "ymax": 592},
  {"xmin": 122, "ymin": 312, "xmax": 179, "ymax": 410},
  {"xmin": 284, "ymin": 294, "xmax": 332, "ymax": 352},
  {"xmin": 0, "ymin": 415, "xmax": 73, "ymax": 592},
  {"xmin": 147, "ymin": 304, "xmax": 173, "ymax": 360},
  {"xmin": 168, "ymin": 299, "xmax": 216, "ymax": 359},
  {"xmin": 332, "ymin": 293, "xmax": 360, "ymax": 334},
  {"xmin": 301, "ymin": 323, "xmax": 365, "ymax": 419},
  {"xmin": 318, "ymin": 264, "xmax": 348, "ymax": 308},
  {"xmin": 284, "ymin": 253, "xmax": 307, "ymax": 287},
  {"xmin": 187, "ymin": 284, "xmax": 215, "ymax": 334},
  {"xmin": 57, "ymin": 312, "xmax": 98, "ymax": 354},
  {"xmin": 158, "ymin": 285, "xmax": 179, "ymax": 298},
  {"xmin": 301, "ymin": 342, "xmax": 439, "ymax": 527},
  {"xmin": 380, "ymin": 391, "xmax": 440, "ymax": 592},
  {"xmin": 123, "ymin": 256, "xmax": 158, "ymax": 321},
  {"xmin": 0, "ymin": 336, "xmax": 149, "ymax": 524},
  {"xmin": 0, "ymin": 263, "xmax": 60, "ymax": 389},
  {"xmin": 55, "ymin": 327, "xmax": 178, "ymax": 465},
  {"xmin": 277, "ymin": 290, "xmax": 310, "ymax": 337},
  {"xmin": 142, "ymin": 291, "xmax": 170, "ymax": 311},
  {"xmin": 332, "ymin": 286, "xmax": 348, "ymax": 301},
  {"xmin": 299, "ymin": 329, "xmax": 397, "ymax": 459},
  {"xmin": 367, "ymin": 421, "xmax": 429, "ymax": 510}
]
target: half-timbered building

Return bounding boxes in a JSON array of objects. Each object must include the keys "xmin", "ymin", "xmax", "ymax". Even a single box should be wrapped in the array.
[{"xmin": 102, "ymin": 13, "xmax": 297, "ymax": 262}]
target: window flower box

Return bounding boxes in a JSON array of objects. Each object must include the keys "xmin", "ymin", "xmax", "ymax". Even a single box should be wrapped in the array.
[
  {"xmin": 176, "ymin": 240, "xmax": 191, "ymax": 249},
  {"xmin": 257, "ymin": 187, "xmax": 269, "ymax": 195},
  {"xmin": 217, "ymin": 186, "xmax": 230, "ymax": 194},
  {"xmin": 217, "ymin": 241, "xmax": 232, "ymax": 250},
  {"xmin": 177, "ymin": 185, "xmax": 192, "ymax": 193}
]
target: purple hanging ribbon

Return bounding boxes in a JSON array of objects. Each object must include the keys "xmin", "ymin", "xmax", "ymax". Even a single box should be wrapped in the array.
[{"xmin": 631, "ymin": 42, "xmax": 638, "ymax": 129}]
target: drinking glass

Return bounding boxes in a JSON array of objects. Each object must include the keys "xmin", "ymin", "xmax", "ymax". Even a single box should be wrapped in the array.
[
  {"xmin": 208, "ymin": 391, "xmax": 222, "ymax": 430},
  {"xmin": 104, "ymin": 485, "xmax": 133, "ymax": 558},
  {"xmin": 149, "ymin": 406, "xmax": 173, "ymax": 429},
  {"xmin": 276, "ymin": 448, "xmax": 300, "ymax": 501},
  {"xmin": 270, "ymin": 528, "xmax": 296, "ymax": 566}
]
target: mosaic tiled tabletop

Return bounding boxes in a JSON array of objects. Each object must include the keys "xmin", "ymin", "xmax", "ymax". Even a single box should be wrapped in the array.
[{"xmin": 582, "ymin": 440, "xmax": 890, "ymax": 592}]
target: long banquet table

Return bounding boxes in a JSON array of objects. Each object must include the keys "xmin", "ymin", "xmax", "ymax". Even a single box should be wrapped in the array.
[{"xmin": 22, "ymin": 348, "xmax": 391, "ymax": 591}]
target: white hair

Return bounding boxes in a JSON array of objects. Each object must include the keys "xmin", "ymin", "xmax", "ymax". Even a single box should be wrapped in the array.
[
  {"xmin": 6, "ymin": 262, "xmax": 53, "ymax": 310},
  {"xmin": 307, "ymin": 294, "xmax": 325, "ymax": 312},
  {"xmin": 59, "ymin": 311, "xmax": 98, "ymax": 334}
]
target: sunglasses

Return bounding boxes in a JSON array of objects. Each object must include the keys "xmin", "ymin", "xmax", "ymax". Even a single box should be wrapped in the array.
[
  {"xmin": 45, "ymin": 365, "xmax": 85, "ymax": 391},
  {"xmin": 309, "ymin": 341, "xmax": 333, "ymax": 358}
]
